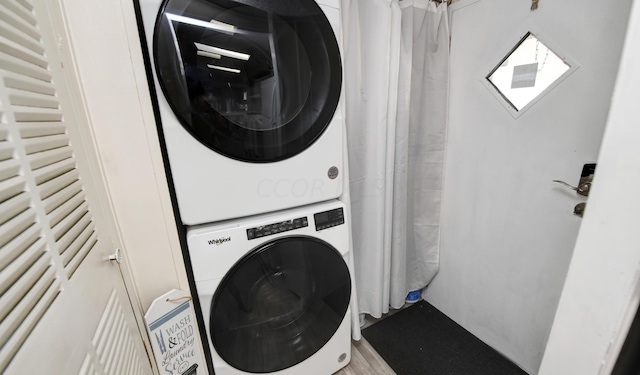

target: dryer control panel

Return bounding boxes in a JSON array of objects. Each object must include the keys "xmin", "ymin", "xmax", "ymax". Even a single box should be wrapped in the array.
[
  {"xmin": 314, "ymin": 207, "xmax": 344, "ymax": 231},
  {"xmin": 246, "ymin": 217, "xmax": 308, "ymax": 240}
]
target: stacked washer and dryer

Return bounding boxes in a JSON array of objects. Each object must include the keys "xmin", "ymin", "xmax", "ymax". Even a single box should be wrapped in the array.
[{"xmin": 139, "ymin": 0, "xmax": 353, "ymax": 374}]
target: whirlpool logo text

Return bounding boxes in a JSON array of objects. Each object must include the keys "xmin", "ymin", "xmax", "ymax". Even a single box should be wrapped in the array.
[{"xmin": 207, "ymin": 237, "xmax": 231, "ymax": 246}]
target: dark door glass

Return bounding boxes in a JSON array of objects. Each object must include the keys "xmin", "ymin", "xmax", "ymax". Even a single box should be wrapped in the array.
[
  {"xmin": 210, "ymin": 236, "xmax": 351, "ymax": 372},
  {"xmin": 154, "ymin": 0, "xmax": 342, "ymax": 162}
]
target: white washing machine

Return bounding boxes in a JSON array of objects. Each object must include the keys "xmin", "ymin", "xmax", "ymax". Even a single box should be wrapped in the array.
[
  {"xmin": 187, "ymin": 200, "xmax": 352, "ymax": 375},
  {"xmin": 138, "ymin": 0, "xmax": 345, "ymax": 225}
]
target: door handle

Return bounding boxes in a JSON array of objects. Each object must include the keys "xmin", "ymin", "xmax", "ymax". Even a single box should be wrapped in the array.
[
  {"xmin": 108, "ymin": 248, "xmax": 122, "ymax": 264},
  {"xmin": 552, "ymin": 179, "xmax": 591, "ymax": 196},
  {"xmin": 554, "ymin": 164, "xmax": 595, "ymax": 217},
  {"xmin": 553, "ymin": 163, "xmax": 596, "ymax": 197},
  {"xmin": 552, "ymin": 180, "xmax": 590, "ymax": 217}
]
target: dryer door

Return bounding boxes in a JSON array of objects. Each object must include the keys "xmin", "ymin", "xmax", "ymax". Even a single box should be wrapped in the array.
[
  {"xmin": 153, "ymin": 0, "xmax": 342, "ymax": 162},
  {"xmin": 209, "ymin": 236, "xmax": 351, "ymax": 372}
]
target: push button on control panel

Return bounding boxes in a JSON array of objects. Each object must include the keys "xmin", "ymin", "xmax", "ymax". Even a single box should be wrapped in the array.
[{"xmin": 246, "ymin": 217, "xmax": 308, "ymax": 240}]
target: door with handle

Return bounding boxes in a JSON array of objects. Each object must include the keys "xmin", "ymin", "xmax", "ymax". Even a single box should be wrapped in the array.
[
  {"xmin": 0, "ymin": 1, "xmax": 153, "ymax": 373},
  {"xmin": 426, "ymin": 0, "xmax": 634, "ymax": 373}
]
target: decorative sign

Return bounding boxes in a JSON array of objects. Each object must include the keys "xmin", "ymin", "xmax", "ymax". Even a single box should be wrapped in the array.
[{"xmin": 145, "ymin": 290, "xmax": 206, "ymax": 375}]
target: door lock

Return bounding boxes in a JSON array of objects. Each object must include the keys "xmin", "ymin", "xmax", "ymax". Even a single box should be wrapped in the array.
[
  {"xmin": 573, "ymin": 202, "xmax": 586, "ymax": 218},
  {"xmin": 554, "ymin": 163, "xmax": 596, "ymax": 217},
  {"xmin": 552, "ymin": 179, "xmax": 591, "ymax": 196},
  {"xmin": 553, "ymin": 163, "xmax": 596, "ymax": 197}
]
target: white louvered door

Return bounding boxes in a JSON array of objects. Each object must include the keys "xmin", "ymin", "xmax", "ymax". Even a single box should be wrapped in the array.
[{"xmin": 0, "ymin": 0, "xmax": 153, "ymax": 374}]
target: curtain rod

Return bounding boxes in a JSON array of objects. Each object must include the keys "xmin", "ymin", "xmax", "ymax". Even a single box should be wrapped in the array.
[{"xmin": 399, "ymin": 0, "xmax": 452, "ymax": 4}]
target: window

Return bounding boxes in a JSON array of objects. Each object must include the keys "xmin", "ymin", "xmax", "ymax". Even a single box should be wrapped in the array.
[{"xmin": 486, "ymin": 32, "xmax": 572, "ymax": 113}]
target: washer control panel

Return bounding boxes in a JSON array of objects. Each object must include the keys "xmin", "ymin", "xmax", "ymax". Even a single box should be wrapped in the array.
[
  {"xmin": 314, "ymin": 207, "xmax": 344, "ymax": 231},
  {"xmin": 246, "ymin": 217, "xmax": 308, "ymax": 240}
]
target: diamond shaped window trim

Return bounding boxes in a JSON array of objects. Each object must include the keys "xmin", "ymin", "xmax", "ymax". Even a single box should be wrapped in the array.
[{"xmin": 485, "ymin": 32, "xmax": 575, "ymax": 115}]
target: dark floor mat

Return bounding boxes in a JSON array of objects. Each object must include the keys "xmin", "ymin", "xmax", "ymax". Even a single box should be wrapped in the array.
[{"xmin": 361, "ymin": 301, "xmax": 528, "ymax": 375}]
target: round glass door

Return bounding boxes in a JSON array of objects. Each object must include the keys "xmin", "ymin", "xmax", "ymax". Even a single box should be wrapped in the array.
[
  {"xmin": 154, "ymin": 0, "xmax": 342, "ymax": 162},
  {"xmin": 209, "ymin": 236, "xmax": 351, "ymax": 373}
]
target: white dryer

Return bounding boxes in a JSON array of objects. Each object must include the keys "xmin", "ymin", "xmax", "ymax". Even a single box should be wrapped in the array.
[
  {"xmin": 187, "ymin": 200, "xmax": 352, "ymax": 375},
  {"xmin": 138, "ymin": 0, "xmax": 345, "ymax": 225}
]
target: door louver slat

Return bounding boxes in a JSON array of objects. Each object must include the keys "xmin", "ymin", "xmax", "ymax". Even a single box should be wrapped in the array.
[
  {"xmin": 52, "ymin": 202, "xmax": 89, "ymax": 242},
  {"xmin": 103, "ymin": 313, "xmax": 126, "ymax": 372},
  {"xmin": 0, "ymin": 22, "xmax": 43, "ymax": 56},
  {"xmin": 23, "ymin": 134, "xmax": 69, "ymax": 155},
  {"xmin": 4, "ymin": 74, "xmax": 56, "ymax": 96},
  {"xmin": 60, "ymin": 221, "xmax": 93, "ymax": 265},
  {"xmin": 38, "ymin": 169, "xmax": 79, "ymax": 201},
  {"xmin": 116, "ymin": 334, "xmax": 135, "ymax": 375},
  {"xmin": 45, "ymin": 181, "xmax": 83, "ymax": 219},
  {"xmin": 1, "ymin": 0, "xmax": 35, "ymax": 26},
  {"xmin": 129, "ymin": 335, "xmax": 144, "ymax": 375},
  {"xmin": 0, "ymin": 176, "xmax": 25, "ymax": 208},
  {"xmin": 113, "ymin": 338, "xmax": 129, "ymax": 375},
  {"xmin": 0, "ymin": 38, "xmax": 47, "ymax": 69},
  {"xmin": 65, "ymin": 232, "xmax": 96, "ymax": 278},
  {"xmin": 0, "ymin": 55, "xmax": 51, "ymax": 82},
  {"xmin": 0, "ymin": 209, "xmax": 36, "ymax": 249},
  {"xmin": 0, "ymin": 192, "xmax": 30, "ymax": 225},
  {"xmin": 0, "ymin": 246, "xmax": 49, "ymax": 321},
  {"xmin": 0, "ymin": 264, "xmax": 57, "ymax": 352},
  {"xmin": 0, "ymin": 224, "xmax": 39, "ymax": 271},
  {"xmin": 12, "ymin": 105, "xmax": 63, "ymax": 122},
  {"xmin": 14, "ymin": 0, "xmax": 34, "ymax": 12},
  {"xmin": 0, "ymin": 159, "xmax": 20, "ymax": 182},
  {"xmin": 0, "ymin": 238, "xmax": 44, "ymax": 294},
  {"xmin": 93, "ymin": 290, "xmax": 118, "ymax": 355},
  {"xmin": 31, "ymin": 157, "xmax": 74, "ymax": 185},
  {"xmin": 18, "ymin": 122, "xmax": 66, "ymax": 138},
  {"xmin": 0, "ymin": 4, "xmax": 39, "ymax": 41},
  {"xmin": 92, "ymin": 291, "xmax": 144, "ymax": 375},
  {"xmin": 0, "ymin": 144, "xmax": 13, "ymax": 161},
  {"xmin": 29, "ymin": 148, "xmax": 73, "ymax": 170},
  {"xmin": 78, "ymin": 355, "xmax": 97, "ymax": 375},
  {"xmin": 0, "ymin": 275, "xmax": 59, "ymax": 371},
  {"xmin": 8, "ymin": 89, "xmax": 59, "ymax": 109}
]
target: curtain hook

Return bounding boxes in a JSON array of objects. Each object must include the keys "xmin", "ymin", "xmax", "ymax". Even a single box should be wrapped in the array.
[{"xmin": 531, "ymin": 0, "xmax": 539, "ymax": 10}]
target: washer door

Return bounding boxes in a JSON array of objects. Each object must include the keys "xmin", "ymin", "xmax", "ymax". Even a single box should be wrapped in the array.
[
  {"xmin": 209, "ymin": 236, "xmax": 351, "ymax": 373},
  {"xmin": 154, "ymin": 0, "xmax": 342, "ymax": 162}
]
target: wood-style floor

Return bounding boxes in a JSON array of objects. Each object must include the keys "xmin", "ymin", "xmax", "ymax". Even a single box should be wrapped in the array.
[
  {"xmin": 335, "ymin": 306, "xmax": 408, "ymax": 374},
  {"xmin": 334, "ymin": 338, "xmax": 396, "ymax": 375}
]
